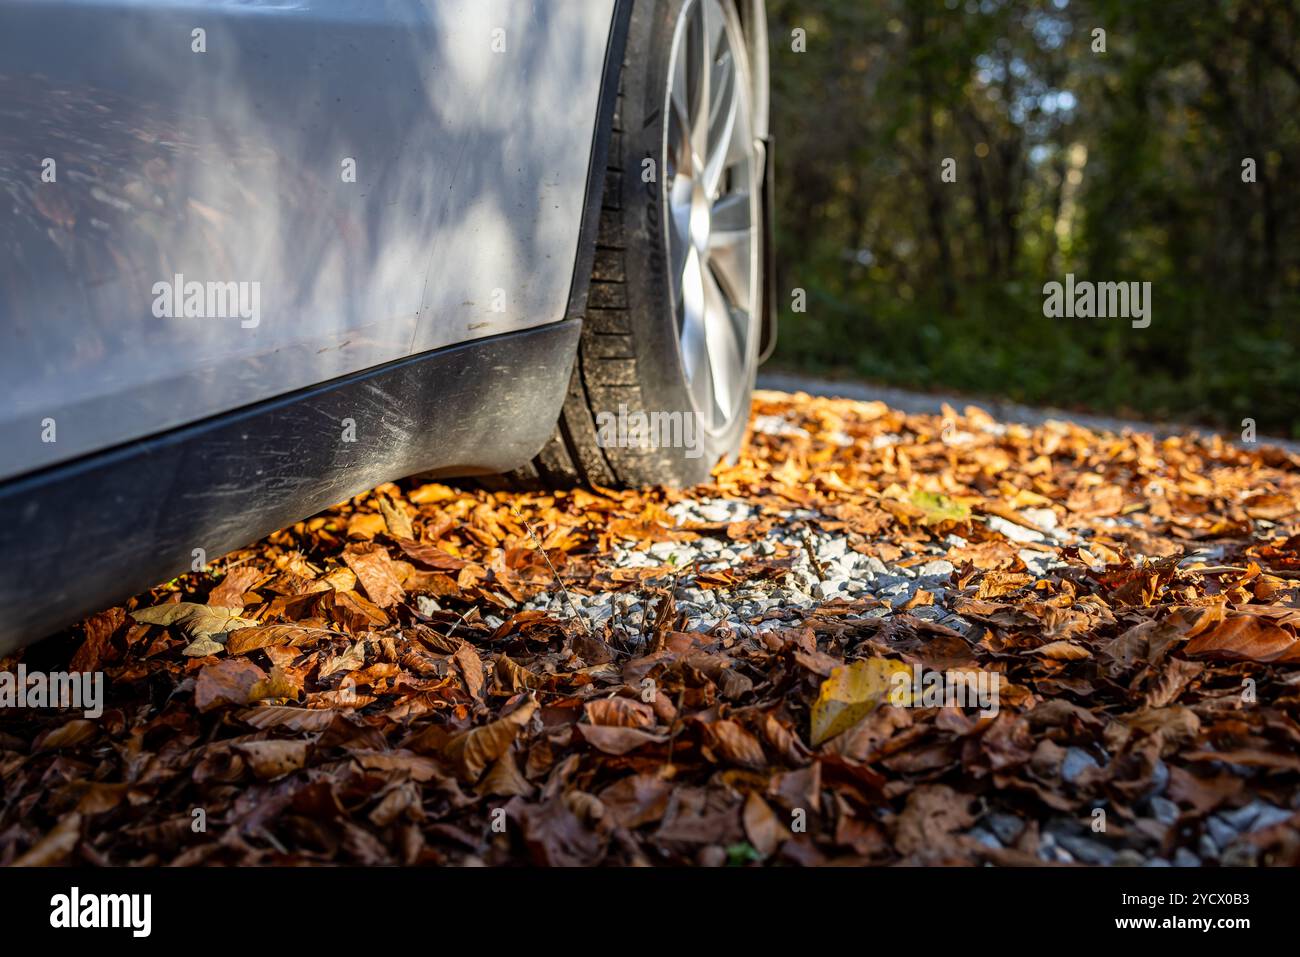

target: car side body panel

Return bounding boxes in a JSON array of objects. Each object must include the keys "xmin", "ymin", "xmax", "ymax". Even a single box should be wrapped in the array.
[
  {"xmin": 0, "ymin": 319, "xmax": 584, "ymax": 650},
  {"xmin": 0, "ymin": 0, "xmax": 616, "ymax": 481}
]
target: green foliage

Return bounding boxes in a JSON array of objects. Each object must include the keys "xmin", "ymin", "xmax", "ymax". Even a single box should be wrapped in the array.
[{"xmin": 767, "ymin": 0, "xmax": 1300, "ymax": 435}]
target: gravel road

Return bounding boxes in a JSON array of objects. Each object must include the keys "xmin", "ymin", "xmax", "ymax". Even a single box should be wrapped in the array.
[{"xmin": 759, "ymin": 371, "xmax": 1300, "ymax": 455}]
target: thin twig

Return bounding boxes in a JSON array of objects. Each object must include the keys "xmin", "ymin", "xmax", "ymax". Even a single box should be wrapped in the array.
[
  {"xmin": 443, "ymin": 608, "xmax": 471, "ymax": 645},
  {"xmin": 800, "ymin": 528, "xmax": 827, "ymax": 582},
  {"xmin": 1184, "ymin": 564, "xmax": 1300, "ymax": 580},
  {"xmin": 509, "ymin": 504, "xmax": 593, "ymax": 640},
  {"xmin": 650, "ymin": 571, "xmax": 679, "ymax": 655}
]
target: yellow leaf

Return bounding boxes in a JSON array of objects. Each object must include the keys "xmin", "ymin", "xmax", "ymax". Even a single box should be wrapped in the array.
[
  {"xmin": 810, "ymin": 658, "xmax": 911, "ymax": 746},
  {"xmin": 131, "ymin": 602, "xmax": 257, "ymax": 639},
  {"xmin": 909, "ymin": 489, "xmax": 971, "ymax": 526},
  {"xmin": 379, "ymin": 494, "xmax": 414, "ymax": 539},
  {"xmin": 248, "ymin": 665, "xmax": 298, "ymax": 703}
]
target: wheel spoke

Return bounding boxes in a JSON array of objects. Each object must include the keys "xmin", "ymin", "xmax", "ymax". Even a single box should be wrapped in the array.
[
  {"xmin": 702, "ymin": 266, "xmax": 743, "ymax": 418},
  {"xmin": 666, "ymin": 105, "xmax": 688, "ymax": 178},
  {"xmin": 703, "ymin": 62, "xmax": 737, "ymax": 197},
  {"xmin": 720, "ymin": 59, "xmax": 753, "ymax": 175},
  {"xmin": 710, "ymin": 191, "xmax": 750, "ymax": 233},
  {"xmin": 708, "ymin": 222, "xmax": 751, "ymax": 313},
  {"xmin": 688, "ymin": 334, "xmax": 716, "ymax": 426},
  {"xmin": 700, "ymin": 0, "xmax": 727, "ymax": 82},
  {"xmin": 680, "ymin": 247, "xmax": 709, "ymax": 387},
  {"xmin": 670, "ymin": 176, "xmax": 693, "ymax": 249},
  {"xmin": 670, "ymin": 42, "xmax": 693, "ymax": 176},
  {"xmin": 669, "ymin": 240, "xmax": 689, "ymax": 299},
  {"xmin": 671, "ymin": 37, "xmax": 692, "ymax": 131},
  {"xmin": 689, "ymin": 2, "xmax": 711, "ymax": 165}
]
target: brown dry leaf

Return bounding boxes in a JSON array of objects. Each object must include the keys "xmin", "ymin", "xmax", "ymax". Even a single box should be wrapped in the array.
[
  {"xmin": 1167, "ymin": 766, "xmax": 1244, "ymax": 813},
  {"xmin": 318, "ymin": 566, "xmax": 357, "ymax": 592},
  {"xmin": 444, "ymin": 698, "xmax": 538, "ymax": 781},
  {"xmin": 900, "ymin": 588, "xmax": 935, "ymax": 610},
  {"xmin": 893, "ymin": 784, "xmax": 975, "ymax": 858},
  {"xmin": 319, "ymin": 640, "xmax": 366, "ymax": 679},
  {"xmin": 598, "ymin": 774, "xmax": 673, "ymax": 828},
  {"xmin": 1145, "ymin": 657, "xmax": 1205, "ymax": 708},
  {"xmin": 195, "ymin": 659, "xmax": 270, "ymax": 712},
  {"xmin": 208, "ymin": 566, "xmax": 264, "ymax": 608},
  {"xmin": 395, "ymin": 539, "xmax": 467, "ymax": 571},
  {"xmin": 35, "ymin": 719, "xmax": 98, "ymax": 751},
  {"xmin": 74, "ymin": 782, "xmax": 130, "ymax": 816},
  {"xmin": 710, "ymin": 719, "xmax": 767, "ymax": 770},
  {"xmin": 1126, "ymin": 706, "xmax": 1202, "ymax": 746},
  {"xmin": 13, "ymin": 812, "xmax": 81, "ymax": 865},
  {"xmin": 342, "ymin": 543, "xmax": 405, "ymax": 608},
  {"xmin": 576, "ymin": 724, "xmax": 668, "ymax": 756},
  {"xmin": 352, "ymin": 749, "xmax": 444, "ymax": 782},
  {"xmin": 233, "ymin": 740, "xmax": 308, "ymax": 779},
  {"xmin": 1031, "ymin": 640, "xmax": 1092, "ymax": 661},
  {"xmin": 743, "ymin": 792, "xmax": 792, "ymax": 856},
  {"xmin": 585, "ymin": 696, "xmax": 656, "ymax": 728},
  {"xmin": 824, "ymin": 704, "xmax": 913, "ymax": 762},
  {"xmin": 453, "ymin": 642, "xmax": 485, "ymax": 700},
  {"xmin": 1183, "ymin": 749, "xmax": 1300, "ymax": 771},
  {"xmin": 238, "ymin": 706, "xmax": 338, "ymax": 733},
  {"xmin": 521, "ymin": 797, "xmax": 607, "ymax": 867},
  {"xmin": 493, "ymin": 655, "xmax": 544, "ymax": 695},
  {"xmin": 975, "ymin": 571, "xmax": 1034, "ymax": 599},
  {"xmin": 1184, "ymin": 614, "xmax": 1300, "ymax": 662},
  {"xmin": 370, "ymin": 783, "xmax": 421, "ymax": 828},
  {"xmin": 70, "ymin": 608, "xmax": 123, "ymax": 673},
  {"xmin": 225, "ymin": 623, "xmax": 332, "ymax": 655},
  {"xmin": 477, "ymin": 750, "xmax": 533, "ymax": 798}
]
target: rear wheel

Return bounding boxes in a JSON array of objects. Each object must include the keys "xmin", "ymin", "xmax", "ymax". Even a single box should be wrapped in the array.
[{"xmin": 509, "ymin": 0, "xmax": 764, "ymax": 490}]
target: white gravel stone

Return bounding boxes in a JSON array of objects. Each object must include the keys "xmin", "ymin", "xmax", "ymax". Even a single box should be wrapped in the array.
[
  {"xmin": 863, "ymin": 556, "xmax": 890, "ymax": 575},
  {"xmin": 1021, "ymin": 507, "xmax": 1059, "ymax": 531},
  {"xmin": 816, "ymin": 538, "xmax": 848, "ymax": 562},
  {"xmin": 916, "ymin": 559, "xmax": 955, "ymax": 579},
  {"xmin": 987, "ymin": 515, "xmax": 1045, "ymax": 543}
]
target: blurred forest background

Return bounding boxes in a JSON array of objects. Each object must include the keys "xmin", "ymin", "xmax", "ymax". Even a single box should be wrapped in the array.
[{"xmin": 765, "ymin": 0, "xmax": 1300, "ymax": 435}]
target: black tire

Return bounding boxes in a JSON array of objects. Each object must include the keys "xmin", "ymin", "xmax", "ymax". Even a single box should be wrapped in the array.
[{"xmin": 502, "ymin": 0, "xmax": 763, "ymax": 491}]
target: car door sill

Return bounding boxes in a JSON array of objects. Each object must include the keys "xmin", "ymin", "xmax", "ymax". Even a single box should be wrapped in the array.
[{"xmin": 0, "ymin": 318, "xmax": 581, "ymax": 650}]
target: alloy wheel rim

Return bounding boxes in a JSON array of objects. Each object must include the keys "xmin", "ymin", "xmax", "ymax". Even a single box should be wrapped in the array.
[{"xmin": 663, "ymin": 0, "xmax": 759, "ymax": 436}]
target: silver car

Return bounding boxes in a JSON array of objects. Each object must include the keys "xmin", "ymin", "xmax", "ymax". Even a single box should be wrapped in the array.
[{"xmin": 0, "ymin": 0, "xmax": 773, "ymax": 648}]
